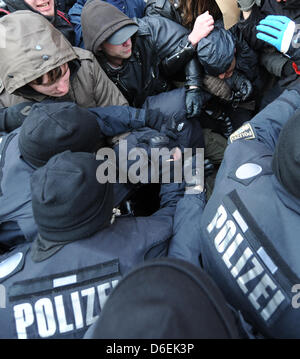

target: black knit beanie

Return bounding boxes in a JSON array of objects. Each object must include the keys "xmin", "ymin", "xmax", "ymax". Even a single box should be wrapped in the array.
[
  {"xmin": 31, "ymin": 151, "xmax": 114, "ymax": 242},
  {"xmin": 272, "ymin": 109, "xmax": 300, "ymax": 199},
  {"xmin": 84, "ymin": 258, "xmax": 240, "ymax": 339},
  {"xmin": 18, "ymin": 102, "xmax": 103, "ymax": 167}
]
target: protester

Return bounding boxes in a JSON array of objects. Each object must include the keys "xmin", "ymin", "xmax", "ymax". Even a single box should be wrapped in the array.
[
  {"xmin": 144, "ymin": 0, "xmax": 259, "ymax": 130},
  {"xmin": 236, "ymin": 0, "xmax": 300, "ymax": 107},
  {"xmin": 0, "ymin": 151, "xmax": 186, "ymax": 339},
  {"xmin": 0, "ymin": 0, "xmax": 75, "ymax": 44},
  {"xmin": 81, "ymin": 0, "xmax": 227, "ymax": 116},
  {"xmin": 68, "ymin": 0, "xmax": 146, "ymax": 47},
  {"xmin": 0, "ymin": 102, "xmax": 103, "ymax": 252},
  {"xmin": 0, "ymin": 11, "xmax": 128, "ymax": 111},
  {"xmin": 0, "ymin": 100, "xmax": 188, "ymax": 251}
]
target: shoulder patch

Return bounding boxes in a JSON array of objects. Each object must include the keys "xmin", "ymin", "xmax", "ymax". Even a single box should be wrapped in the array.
[{"xmin": 229, "ymin": 123, "xmax": 255, "ymax": 143}]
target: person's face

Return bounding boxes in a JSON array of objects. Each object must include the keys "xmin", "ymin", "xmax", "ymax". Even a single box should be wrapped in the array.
[
  {"xmin": 218, "ymin": 56, "xmax": 236, "ymax": 80},
  {"xmin": 100, "ymin": 38, "xmax": 132, "ymax": 66},
  {"xmin": 24, "ymin": 0, "xmax": 55, "ymax": 16},
  {"xmin": 29, "ymin": 63, "xmax": 70, "ymax": 97}
]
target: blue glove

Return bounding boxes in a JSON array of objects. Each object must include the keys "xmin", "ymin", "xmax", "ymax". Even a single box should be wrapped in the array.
[{"xmin": 256, "ymin": 15, "xmax": 296, "ymax": 54}]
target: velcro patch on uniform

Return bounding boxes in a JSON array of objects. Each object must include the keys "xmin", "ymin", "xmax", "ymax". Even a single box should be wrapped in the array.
[{"xmin": 229, "ymin": 123, "xmax": 255, "ymax": 143}]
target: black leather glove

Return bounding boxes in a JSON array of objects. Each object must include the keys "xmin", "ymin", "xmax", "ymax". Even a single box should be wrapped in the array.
[
  {"xmin": 138, "ymin": 133, "xmax": 170, "ymax": 148},
  {"xmin": 0, "ymin": 102, "xmax": 35, "ymax": 133},
  {"xmin": 146, "ymin": 110, "xmax": 185, "ymax": 140},
  {"xmin": 185, "ymin": 87, "xmax": 203, "ymax": 118},
  {"xmin": 226, "ymin": 71, "xmax": 253, "ymax": 103}
]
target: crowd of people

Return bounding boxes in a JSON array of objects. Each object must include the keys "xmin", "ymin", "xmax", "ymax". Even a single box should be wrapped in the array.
[{"xmin": 0, "ymin": 0, "xmax": 300, "ymax": 339}]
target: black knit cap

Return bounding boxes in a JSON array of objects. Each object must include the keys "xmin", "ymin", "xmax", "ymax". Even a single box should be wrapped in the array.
[
  {"xmin": 18, "ymin": 102, "xmax": 103, "ymax": 167},
  {"xmin": 31, "ymin": 151, "xmax": 114, "ymax": 242},
  {"xmin": 84, "ymin": 258, "xmax": 240, "ymax": 339},
  {"xmin": 272, "ymin": 109, "xmax": 300, "ymax": 199}
]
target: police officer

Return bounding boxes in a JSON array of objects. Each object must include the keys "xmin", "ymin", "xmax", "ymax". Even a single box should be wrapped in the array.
[
  {"xmin": 0, "ymin": 102, "xmax": 103, "ymax": 252},
  {"xmin": 0, "ymin": 151, "xmax": 185, "ymax": 339},
  {"xmin": 198, "ymin": 74, "xmax": 300, "ymax": 338},
  {"xmin": 0, "ymin": 101, "xmax": 180, "ymax": 251}
]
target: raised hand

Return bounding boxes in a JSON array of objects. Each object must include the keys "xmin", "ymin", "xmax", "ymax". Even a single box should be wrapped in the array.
[
  {"xmin": 188, "ymin": 11, "xmax": 214, "ymax": 47},
  {"xmin": 256, "ymin": 15, "xmax": 296, "ymax": 53}
]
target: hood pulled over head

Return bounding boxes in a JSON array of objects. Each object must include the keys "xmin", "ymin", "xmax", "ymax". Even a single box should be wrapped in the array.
[
  {"xmin": 81, "ymin": 0, "xmax": 138, "ymax": 55},
  {"xmin": 0, "ymin": 10, "xmax": 77, "ymax": 94}
]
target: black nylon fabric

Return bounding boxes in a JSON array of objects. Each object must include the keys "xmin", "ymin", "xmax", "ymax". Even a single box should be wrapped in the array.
[
  {"xmin": 84, "ymin": 258, "xmax": 241, "ymax": 339},
  {"xmin": 272, "ymin": 109, "xmax": 300, "ymax": 200}
]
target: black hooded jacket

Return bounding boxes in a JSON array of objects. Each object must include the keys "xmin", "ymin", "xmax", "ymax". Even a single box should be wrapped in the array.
[
  {"xmin": 81, "ymin": 0, "xmax": 195, "ymax": 107},
  {"xmin": 0, "ymin": 0, "xmax": 75, "ymax": 45},
  {"xmin": 81, "ymin": 0, "xmax": 239, "ymax": 107},
  {"xmin": 144, "ymin": 0, "xmax": 259, "ymax": 82}
]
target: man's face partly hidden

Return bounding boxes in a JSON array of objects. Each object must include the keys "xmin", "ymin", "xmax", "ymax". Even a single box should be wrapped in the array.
[
  {"xmin": 99, "ymin": 37, "xmax": 132, "ymax": 67},
  {"xmin": 218, "ymin": 56, "xmax": 236, "ymax": 80},
  {"xmin": 28, "ymin": 63, "xmax": 70, "ymax": 97},
  {"xmin": 24, "ymin": 0, "xmax": 55, "ymax": 17}
]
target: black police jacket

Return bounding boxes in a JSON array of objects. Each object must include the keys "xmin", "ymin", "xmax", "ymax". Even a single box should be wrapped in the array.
[
  {"xmin": 0, "ymin": 182, "xmax": 184, "ymax": 338},
  {"xmin": 199, "ymin": 85, "xmax": 300, "ymax": 338}
]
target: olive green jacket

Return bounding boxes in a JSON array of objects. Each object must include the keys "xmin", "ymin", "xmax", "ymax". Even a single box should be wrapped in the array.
[{"xmin": 0, "ymin": 10, "xmax": 128, "ymax": 108}]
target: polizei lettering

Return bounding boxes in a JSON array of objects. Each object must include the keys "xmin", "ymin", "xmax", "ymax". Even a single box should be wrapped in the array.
[
  {"xmin": 13, "ymin": 279, "xmax": 119, "ymax": 339},
  {"xmin": 206, "ymin": 204, "xmax": 285, "ymax": 323}
]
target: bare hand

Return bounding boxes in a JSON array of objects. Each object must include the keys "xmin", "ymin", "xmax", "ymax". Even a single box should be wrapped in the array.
[{"xmin": 188, "ymin": 11, "xmax": 214, "ymax": 47}]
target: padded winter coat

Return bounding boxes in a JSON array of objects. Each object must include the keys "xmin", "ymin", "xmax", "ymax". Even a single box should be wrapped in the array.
[{"xmin": 0, "ymin": 11, "xmax": 128, "ymax": 108}]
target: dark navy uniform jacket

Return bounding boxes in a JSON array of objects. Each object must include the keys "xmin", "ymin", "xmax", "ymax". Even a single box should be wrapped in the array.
[
  {"xmin": 0, "ymin": 129, "xmax": 35, "ymax": 249},
  {"xmin": 199, "ymin": 86, "xmax": 300, "ymax": 338},
  {"xmin": 0, "ymin": 104, "xmax": 173, "ymax": 250},
  {"xmin": 0, "ymin": 181, "xmax": 184, "ymax": 339}
]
